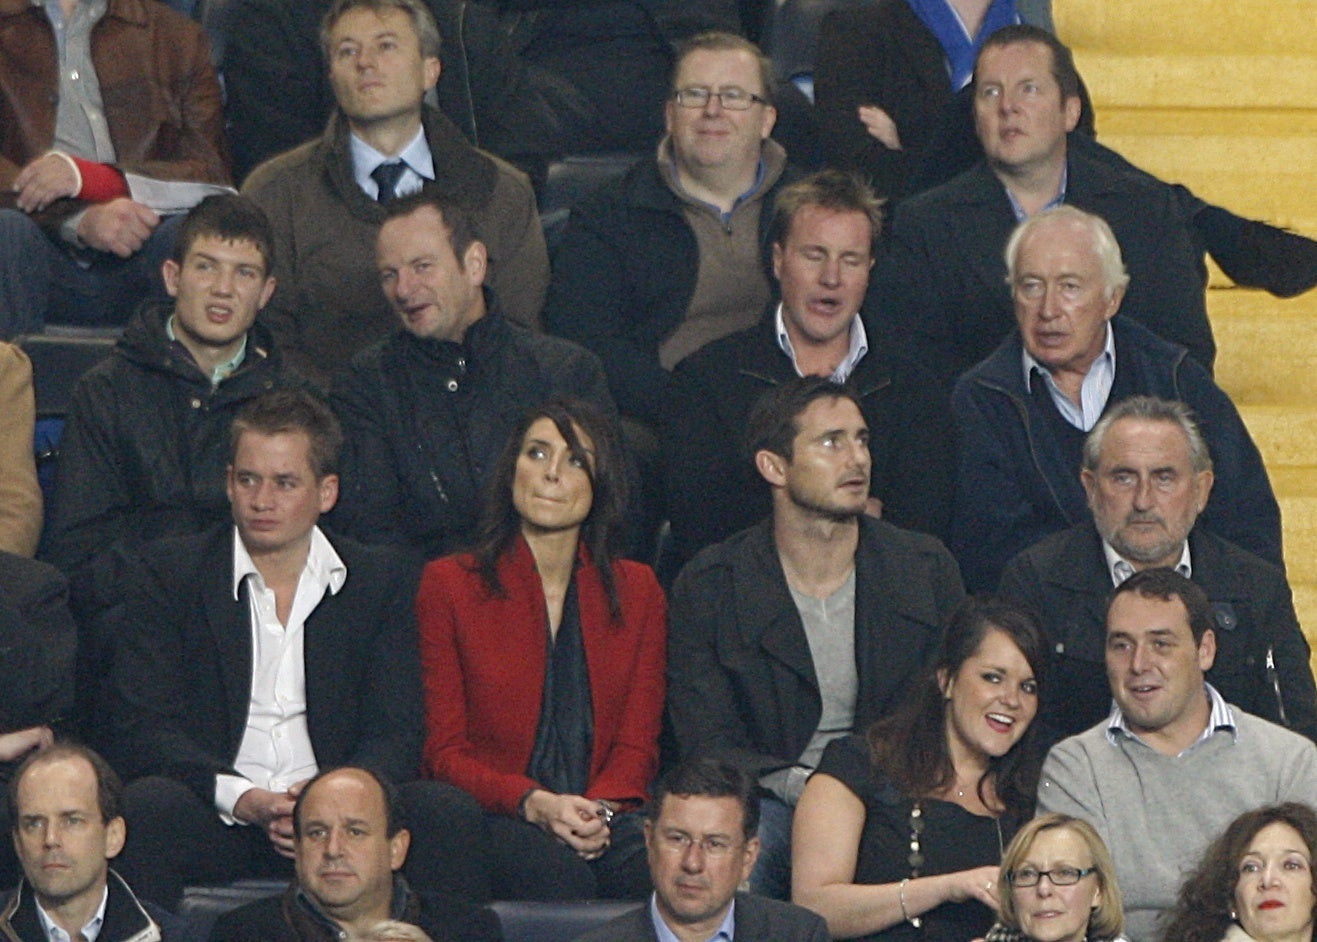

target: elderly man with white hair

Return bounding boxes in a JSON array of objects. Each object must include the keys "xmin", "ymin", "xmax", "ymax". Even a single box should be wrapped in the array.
[{"xmin": 947, "ymin": 205, "xmax": 1280, "ymax": 592}]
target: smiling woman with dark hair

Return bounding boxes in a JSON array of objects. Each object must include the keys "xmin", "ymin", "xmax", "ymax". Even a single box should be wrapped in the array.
[
  {"xmin": 417, "ymin": 397, "xmax": 666, "ymax": 901},
  {"xmin": 1164, "ymin": 804, "xmax": 1317, "ymax": 942}
]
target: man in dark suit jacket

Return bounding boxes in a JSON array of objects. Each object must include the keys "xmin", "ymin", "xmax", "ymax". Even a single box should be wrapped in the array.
[
  {"xmin": 873, "ymin": 25, "xmax": 1211, "ymax": 389},
  {"xmin": 667, "ymin": 378, "xmax": 963, "ymax": 898},
  {"xmin": 574, "ymin": 759, "xmax": 829, "ymax": 942},
  {"xmin": 998, "ymin": 395, "xmax": 1317, "ymax": 745},
  {"xmin": 109, "ymin": 390, "xmax": 486, "ymax": 909}
]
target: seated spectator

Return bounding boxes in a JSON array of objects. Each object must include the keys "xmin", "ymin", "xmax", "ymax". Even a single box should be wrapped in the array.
[
  {"xmin": 0, "ymin": 343, "xmax": 41, "ymax": 557},
  {"xmin": 667, "ymin": 377, "xmax": 963, "ymax": 899},
  {"xmin": 663, "ymin": 169, "xmax": 953, "ymax": 566},
  {"xmin": 792, "ymin": 597, "xmax": 1046, "ymax": 942},
  {"xmin": 418, "ymin": 398, "xmax": 664, "ymax": 901},
  {"xmin": 873, "ymin": 25, "xmax": 1212, "ymax": 388},
  {"xmin": 544, "ymin": 31, "xmax": 795, "ymax": 431},
  {"xmin": 990, "ymin": 813, "xmax": 1125, "ymax": 942},
  {"xmin": 999, "ymin": 396, "xmax": 1317, "ymax": 744},
  {"xmin": 2, "ymin": 745, "xmax": 182, "ymax": 941},
  {"xmin": 1037, "ymin": 569, "xmax": 1317, "ymax": 942},
  {"xmin": 243, "ymin": 0, "xmax": 548, "ymax": 388},
  {"xmin": 221, "ymin": 0, "xmax": 588, "ymax": 187},
  {"xmin": 0, "ymin": 0, "xmax": 228, "ymax": 336},
  {"xmin": 576, "ymin": 759, "xmax": 830, "ymax": 942},
  {"xmin": 1163, "ymin": 803, "xmax": 1317, "ymax": 942},
  {"xmin": 42, "ymin": 195, "xmax": 297, "ymax": 743},
  {"xmin": 331, "ymin": 191, "xmax": 614, "ymax": 559},
  {"xmin": 814, "ymin": 0, "xmax": 1055, "ymax": 200},
  {"xmin": 949, "ymin": 206, "xmax": 1279, "ymax": 592},
  {"xmin": 211, "ymin": 767, "xmax": 499, "ymax": 942},
  {"xmin": 110, "ymin": 391, "xmax": 485, "ymax": 910}
]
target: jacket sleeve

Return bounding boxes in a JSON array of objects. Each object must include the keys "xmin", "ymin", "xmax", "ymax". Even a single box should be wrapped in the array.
[
  {"xmin": 873, "ymin": 357, "xmax": 955, "ymax": 540},
  {"xmin": 947, "ymin": 379, "xmax": 1054, "ymax": 593},
  {"xmin": 482, "ymin": 161, "xmax": 547, "ymax": 331},
  {"xmin": 0, "ymin": 345, "xmax": 41, "ymax": 558},
  {"xmin": 1256, "ymin": 566, "xmax": 1317, "ymax": 744},
  {"xmin": 328, "ymin": 362, "xmax": 410, "ymax": 548},
  {"xmin": 665, "ymin": 561, "xmax": 791, "ymax": 780},
  {"xmin": 587, "ymin": 566, "xmax": 666, "ymax": 804},
  {"xmin": 109, "ymin": 548, "xmax": 238, "ymax": 798},
  {"xmin": 43, "ymin": 373, "xmax": 138, "ymax": 580},
  {"xmin": 117, "ymin": 21, "xmax": 228, "ymax": 186},
  {"xmin": 418, "ymin": 562, "xmax": 541, "ymax": 815},
  {"xmin": 543, "ymin": 197, "xmax": 671, "ymax": 425},
  {"xmin": 813, "ymin": 7, "xmax": 915, "ymax": 195},
  {"xmin": 1179, "ymin": 361, "xmax": 1284, "ymax": 569},
  {"xmin": 347, "ymin": 551, "xmax": 425, "ymax": 782}
]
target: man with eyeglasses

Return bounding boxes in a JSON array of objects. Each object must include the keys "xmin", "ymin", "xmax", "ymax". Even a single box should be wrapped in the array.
[
  {"xmin": 543, "ymin": 30, "xmax": 798, "ymax": 505},
  {"xmin": 1036, "ymin": 568, "xmax": 1317, "ymax": 942},
  {"xmin": 575, "ymin": 759, "xmax": 828, "ymax": 942}
]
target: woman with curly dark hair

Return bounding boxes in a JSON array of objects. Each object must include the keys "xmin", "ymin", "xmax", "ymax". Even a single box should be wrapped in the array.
[
  {"xmin": 793, "ymin": 596, "xmax": 1047, "ymax": 942},
  {"xmin": 417, "ymin": 397, "xmax": 666, "ymax": 901},
  {"xmin": 1164, "ymin": 803, "xmax": 1317, "ymax": 942}
]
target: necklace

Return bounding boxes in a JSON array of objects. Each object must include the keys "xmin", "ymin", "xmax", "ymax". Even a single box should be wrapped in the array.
[{"xmin": 906, "ymin": 799, "xmax": 1006, "ymax": 929}]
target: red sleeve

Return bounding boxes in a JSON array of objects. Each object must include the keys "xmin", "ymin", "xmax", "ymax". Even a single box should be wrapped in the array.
[
  {"xmin": 417, "ymin": 558, "xmax": 542, "ymax": 816},
  {"xmin": 585, "ymin": 563, "xmax": 667, "ymax": 805},
  {"xmin": 70, "ymin": 157, "xmax": 129, "ymax": 201}
]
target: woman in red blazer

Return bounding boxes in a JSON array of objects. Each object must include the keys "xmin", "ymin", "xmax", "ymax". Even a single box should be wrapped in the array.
[{"xmin": 418, "ymin": 397, "xmax": 666, "ymax": 901}]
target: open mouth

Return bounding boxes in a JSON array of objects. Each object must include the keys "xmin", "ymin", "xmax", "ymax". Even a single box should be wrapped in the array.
[{"xmin": 986, "ymin": 712, "xmax": 1016, "ymax": 733}]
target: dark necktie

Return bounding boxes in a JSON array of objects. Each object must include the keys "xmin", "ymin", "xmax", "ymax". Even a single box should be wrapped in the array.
[{"xmin": 371, "ymin": 160, "xmax": 407, "ymax": 203}]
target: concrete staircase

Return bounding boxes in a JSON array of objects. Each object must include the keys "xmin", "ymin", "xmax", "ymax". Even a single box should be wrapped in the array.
[{"xmin": 1053, "ymin": 0, "xmax": 1317, "ymax": 657}]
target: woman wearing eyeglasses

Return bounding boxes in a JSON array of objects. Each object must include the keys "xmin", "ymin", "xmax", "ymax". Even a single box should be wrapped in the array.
[
  {"xmin": 1163, "ymin": 803, "xmax": 1317, "ymax": 942},
  {"xmin": 989, "ymin": 813, "xmax": 1126, "ymax": 942},
  {"xmin": 792, "ymin": 597, "xmax": 1046, "ymax": 941}
]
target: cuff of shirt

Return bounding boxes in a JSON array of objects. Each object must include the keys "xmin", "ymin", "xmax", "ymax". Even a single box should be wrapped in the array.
[
  {"xmin": 758, "ymin": 765, "xmax": 812, "ymax": 807},
  {"xmin": 215, "ymin": 773, "xmax": 256, "ymax": 825}
]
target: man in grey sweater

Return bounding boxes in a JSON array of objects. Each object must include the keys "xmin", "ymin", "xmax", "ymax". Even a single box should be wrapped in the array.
[{"xmin": 1037, "ymin": 568, "xmax": 1317, "ymax": 942}]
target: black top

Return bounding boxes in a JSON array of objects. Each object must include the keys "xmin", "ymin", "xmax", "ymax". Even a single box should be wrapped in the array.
[{"xmin": 819, "ymin": 734, "xmax": 1006, "ymax": 942}]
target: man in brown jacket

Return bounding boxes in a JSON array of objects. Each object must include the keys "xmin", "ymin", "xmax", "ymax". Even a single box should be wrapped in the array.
[
  {"xmin": 243, "ymin": 0, "xmax": 548, "ymax": 388},
  {"xmin": 0, "ymin": 0, "xmax": 229, "ymax": 336}
]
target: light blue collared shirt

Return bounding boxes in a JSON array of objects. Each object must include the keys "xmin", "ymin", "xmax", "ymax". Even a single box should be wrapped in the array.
[
  {"xmin": 1006, "ymin": 163, "xmax": 1068, "ymax": 222},
  {"xmin": 1106, "ymin": 682, "xmax": 1237, "ymax": 755},
  {"xmin": 775, "ymin": 304, "xmax": 869, "ymax": 383},
  {"xmin": 1022, "ymin": 320, "xmax": 1115, "ymax": 430},
  {"xmin": 36, "ymin": 884, "xmax": 108, "ymax": 942},
  {"xmin": 351, "ymin": 126, "xmax": 435, "ymax": 200},
  {"xmin": 650, "ymin": 893, "xmax": 735, "ymax": 942}
]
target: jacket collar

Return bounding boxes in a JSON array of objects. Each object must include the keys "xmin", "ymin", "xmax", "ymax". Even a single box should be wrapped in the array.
[{"xmin": 0, "ymin": 871, "xmax": 161, "ymax": 942}]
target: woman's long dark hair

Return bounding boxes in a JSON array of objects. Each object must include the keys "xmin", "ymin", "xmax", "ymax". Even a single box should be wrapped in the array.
[
  {"xmin": 867, "ymin": 596, "xmax": 1048, "ymax": 829},
  {"xmin": 1163, "ymin": 803, "xmax": 1317, "ymax": 942},
  {"xmin": 469, "ymin": 397, "xmax": 629, "ymax": 617}
]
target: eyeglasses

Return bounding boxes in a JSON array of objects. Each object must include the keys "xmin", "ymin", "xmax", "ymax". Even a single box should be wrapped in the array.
[
  {"xmin": 671, "ymin": 87, "xmax": 768, "ymax": 111},
  {"xmin": 655, "ymin": 831, "xmax": 740, "ymax": 857},
  {"xmin": 1007, "ymin": 866, "xmax": 1096, "ymax": 888}
]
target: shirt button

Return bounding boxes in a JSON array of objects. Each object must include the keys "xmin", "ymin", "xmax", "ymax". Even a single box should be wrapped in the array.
[
  {"xmin": 190, "ymin": 398, "xmax": 201, "ymax": 408},
  {"xmin": 70, "ymin": 69, "xmax": 79, "ymax": 81}
]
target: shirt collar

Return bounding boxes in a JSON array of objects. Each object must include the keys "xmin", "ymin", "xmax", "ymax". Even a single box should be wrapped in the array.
[
  {"xmin": 650, "ymin": 893, "xmax": 735, "ymax": 942},
  {"xmin": 775, "ymin": 303, "xmax": 869, "ymax": 382},
  {"xmin": 659, "ymin": 135, "xmax": 768, "ymax": 225},
  {"xmin": 1006, "ymin": 162, "xmax": 1069, "ymax": 222},
  {"xmin": 1106, "ymin": 682, "xmax": 1237, "ymax": 753},
  {"xmin": 166, "ymin": 314, "xmax": 248, "ymax": 386},
  {"xmin": 36, "ymin": 883, "xmax": 108, "ymax": 942},
  {"xmin": 232, "ymin": 525, "xmax": 347, "ymax": 600},
  {"xmin": 1103, "ymin": 539, "xmax": 1193, "ymax": 587},
  {"xmin": 350, "ymin": 126, "xmax": 434, "ymax": 192}
]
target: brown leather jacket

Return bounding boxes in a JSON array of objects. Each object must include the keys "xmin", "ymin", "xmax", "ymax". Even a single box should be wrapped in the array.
[{"xmin": 0, "ymin": 0, "xmax": 229, "ymax": 195}]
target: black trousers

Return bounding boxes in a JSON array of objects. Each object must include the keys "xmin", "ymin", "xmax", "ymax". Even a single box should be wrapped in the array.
[{"xmin": 485, "ymin": 810, "xmax": 650, "ymax": 901}]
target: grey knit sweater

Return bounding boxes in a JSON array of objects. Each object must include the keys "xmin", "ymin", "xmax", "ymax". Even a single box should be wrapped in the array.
[{"xmin": 1037, "ymin": 707, "xmax": 1317, "ymax": 942}]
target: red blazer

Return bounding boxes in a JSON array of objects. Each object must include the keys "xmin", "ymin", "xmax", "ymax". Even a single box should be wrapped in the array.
[{"xmin": 418, "ymin": 536, "xmax": 666, "ymax": 815}]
